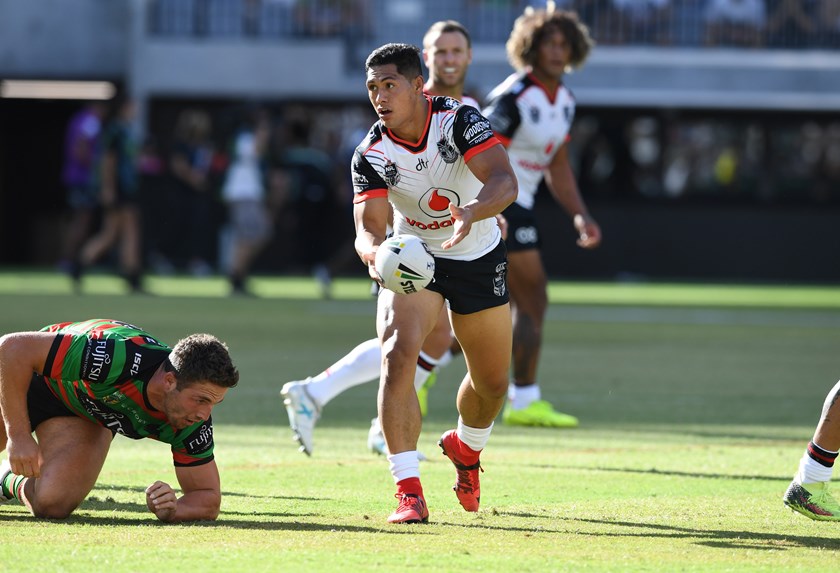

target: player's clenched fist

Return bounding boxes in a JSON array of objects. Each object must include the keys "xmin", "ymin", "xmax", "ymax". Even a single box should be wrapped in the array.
[{"xmin": 146, "ymin": 480, "xmax": 178, "ymax": 521}]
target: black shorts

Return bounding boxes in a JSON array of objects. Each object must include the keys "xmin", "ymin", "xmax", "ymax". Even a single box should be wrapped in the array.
[
  {"xmin": 426, "ymin": 239, "xmax": 509, "ymax": 315},
  {"xmin": 27, "ymin": 374, "xmax": 77, "ymax": 431},
  {"xmin": 502, "ymin": 202, "xmax": 541, "ymax": 252}
]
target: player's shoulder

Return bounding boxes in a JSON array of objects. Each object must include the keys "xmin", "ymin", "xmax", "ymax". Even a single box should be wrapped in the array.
[
  {"xmin": 559, "ymin": 82, "xmax": 577, "ymax": 104},
  {"xmin": 355, "ymin": 123, "xmax": 386, "ymax": 154},
  {"xmin": 430, "ymin": 95, "xmax": 462, "ymax": 113},
  {"xmin": 486, "ymin": 72, "xmax": 529, "ymax": 102}
]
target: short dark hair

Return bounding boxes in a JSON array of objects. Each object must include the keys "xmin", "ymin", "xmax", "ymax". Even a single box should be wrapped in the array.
[
  {"xmin": 166, "ymin": 333, "xmax": 239, "ymax": 389},
  {"xmin": 506, "ymin": 9, "xmax": 593, "ymax": 72},
  {"xmin": 423, "ymin": 20, "xmax": 472, "ymax": 49},
  {"xmin": 365, "ymin": 43, "xmax": 423, "ymax": 81}
]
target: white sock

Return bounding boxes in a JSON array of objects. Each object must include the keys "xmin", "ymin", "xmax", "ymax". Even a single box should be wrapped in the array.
[
  {"xmin": 436, "ymin": 349, "xmax": 453, "ymax": 369},
  {"xmin": 388, "ymin": 450, "xmax": 420, "ymax": 483},
  {"xmin": 413, "ymin": 351, "xmax": 439, "ymax": 392},
  {"xmin": 456, "ymin": 417, "xmax": 493, "ymax": 452},
  {"xmin": 305, "ymin": 338, "xmax": 381, "ymax": 407},
  {"xmin": 797, "ymin": 446, "xmax": 838, "ymax": 484},
  {"xmin": 508, "ymin": 383, "xmax": 540, "ymax": 410}
]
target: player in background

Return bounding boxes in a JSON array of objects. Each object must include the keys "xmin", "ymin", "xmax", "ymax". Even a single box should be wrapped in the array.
[
  {"xmin": 482, "ymin": 7, "xmax": 602, "ymax": 428},
  {"xmin": 0, "ymin": 319, "xmax": 239, "ymax": 522},
  {"xmin": 784, "ymin": 378, "xmax": 840, "ymax": 520},
  {"xmin": 280, "ymin": 20, "xmax": 478, "ymax": 457},
  {"xmin": 353, "ymin": 42, "xmax": 516, "ymax": 523}
]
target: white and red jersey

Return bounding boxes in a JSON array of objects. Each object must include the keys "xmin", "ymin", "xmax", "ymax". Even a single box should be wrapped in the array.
[
  {"xmin": 352, "ymin": 95, "xmax": 502, "ymax": 261},
  {"xmin": 483, "ymin": 72, "xmax": 576, "ymax": 210}
]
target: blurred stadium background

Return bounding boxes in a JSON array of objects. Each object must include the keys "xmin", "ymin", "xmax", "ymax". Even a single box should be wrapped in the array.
[{"xmin": 1, "ymin": 0, "xmax": 839, "ymax": 283}]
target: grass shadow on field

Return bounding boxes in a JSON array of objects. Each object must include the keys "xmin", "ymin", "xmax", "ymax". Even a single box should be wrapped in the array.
[
  {"xmin": 568, "ymin": 516, "xmax": 840, "ymax": 551},
  {"xmin": 553, "ymin": 466, "xmax": 791, "ymax": 482},
  {"xmin": 442, "ymin": 512, "xmax": 840, "ymax": 551},
  {"xmin": 0, "ymin": 511, "xmax": 432, "ymax": 534}
]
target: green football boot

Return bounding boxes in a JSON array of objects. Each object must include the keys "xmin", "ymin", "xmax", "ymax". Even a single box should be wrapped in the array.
[
  {"xmin": 502, "ymin": 400, "xmax": 579, "ymax": 428},
  {"xmin": 783, "ymin": 481, "xmax": 840, "ymax": 521}
]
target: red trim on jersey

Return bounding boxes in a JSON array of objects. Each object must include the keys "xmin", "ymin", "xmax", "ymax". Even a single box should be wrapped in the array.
[
  {"xmin": 54, "ymin": 381, "xmax": 82, "ymax": 416},
  {"xmin": 124, "ymin": 382, "xmax": 166, "ymax": 420},
  {"xmin": 49, "ymin": 335, "xmax": 74, "ymax": 379},
  {"xmin": 353, "ymin": 188, "xmax": 388, "ymax": 204},
  {"xmin": 494, "ymin": 133, "xmax": 512, "ymax": 148},
  {"xmin": 526, "ymin": 71, "xmax": 559, "ymax": 104},
  {"xmin": 385, "ymin": 96, "xmax": 433, "ymax": 149},
  {"xmin": 173, "ymin": 450, "xmax": 213, "ymax": 467},
  {"xmin": 463, "ymin": 136, "xmax": 501, "ymax": 163}
]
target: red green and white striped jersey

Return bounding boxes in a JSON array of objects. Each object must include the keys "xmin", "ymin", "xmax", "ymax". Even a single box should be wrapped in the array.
[{"xmin": 37, "ymin": 319, "xmax": 215, "ymax": 467}]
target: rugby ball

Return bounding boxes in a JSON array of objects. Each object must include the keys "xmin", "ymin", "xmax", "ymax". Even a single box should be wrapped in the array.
[{"xmin": 374, "ymin": 234, "xmax": 435, "ymax": 294}]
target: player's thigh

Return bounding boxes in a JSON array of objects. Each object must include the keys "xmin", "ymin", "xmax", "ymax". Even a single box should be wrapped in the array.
[
  {"xmin": 421, "ymin": 305, "xmax": 454, "ymax": 358},
  {"xmin": 377, "ymin": 287, "xmax": 444, "ymax": 347},
  {"xmin": 506, "ymin": 248, "xmax": 547, "ymax": 308},
  {"xmin": 34, "ymin": 416, "xmax": 113, "ymax": 506},
  {"xmin": 451, "ymin": 304, "xmax": 512, "ymax": 388}
]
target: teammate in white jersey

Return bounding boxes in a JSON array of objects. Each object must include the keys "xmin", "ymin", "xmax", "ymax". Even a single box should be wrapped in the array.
[
  {"xmin": 353, "ymin": 43, "xmax": 516, "ymax": 524},
  {"xmin": 280, "ymin": 21, "xmax": 480, "ymax": 457},
  {"xmin": 482, "ymin": 8, "xmax": 602, "ymax": 428}
]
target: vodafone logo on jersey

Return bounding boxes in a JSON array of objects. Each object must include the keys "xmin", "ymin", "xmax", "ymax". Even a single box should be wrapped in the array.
[
  {"xmin": 418, "ymin": 187, "xmax": 459, "ymax": 219},
  {"xmin": 406, "ymin": 187, "xmax": 460, "ymax": 230}
]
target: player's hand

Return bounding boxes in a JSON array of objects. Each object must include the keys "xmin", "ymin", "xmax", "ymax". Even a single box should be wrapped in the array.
[
  {"xmin": 367, "ymin": 262, "xmax": 384, "ymax": 286},
  {"xmin": 6, "ymin": 434, "xmax": 42, "ymax": 478},
  {"xmin": 146, "ymin": 480, "xmax": 178, "ymax": 522},
  {"xmin": 442, "ymin": 204, "xmax": 474, "ymax": 250},
  {"xmin": 573, "ymin": 214, "xmax": 602, "ymax": 249}
]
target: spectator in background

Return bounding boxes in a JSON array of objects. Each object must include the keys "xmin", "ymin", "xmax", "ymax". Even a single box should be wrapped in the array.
[
  {"xmin": 275, "ymin": 118, "xmax": 337, "ymax": 297},
  {"xmin": 293, "ymin": 0, "xmax": 345, "ymax": 36},
  {"xmin": 765, "ymin": 0, "xmax": 816, "ymax": 47},
  {"xmin": 168, "ymin": 109, "xmax": 218, "ymax": 277},
  {"xmin": 704, "ymin": 0, "xmax": 768, "ymax": 47},
  {"xmin": 59, "ymin": 101, "xmax": 107, "ymax": 280},
  {"xmin": 816, "ymin": 0, "xmax": 840, "ymax": 47},
  {"xmin": 74, "ymin": 97, "xmax": 144, "ymax": 293},
  {"xmin": 608, "ymin": 0, "xmax": 672, "ymax": 44},
  {"xmin": 137, "ymin": 135, "xmax": 168, "ymax": 272},
  {"xmin": 221, "ymin": 105, "xmax": 273, "ymax": 296}
]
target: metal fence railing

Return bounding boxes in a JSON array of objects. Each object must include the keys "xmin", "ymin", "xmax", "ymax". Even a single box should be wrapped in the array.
[{"xmin": 147, "ymin": 0, "xmax": 840, "ymax": 50}]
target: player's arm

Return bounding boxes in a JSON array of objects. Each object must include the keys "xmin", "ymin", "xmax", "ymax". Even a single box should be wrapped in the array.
[
  {"xmin": 544, "ymin": 141, "xmax": 602, "ymax": 249},
  {"xmin": 445, "ymin": 144, "xmax": 517, "ymax": 250},
  {"xmin": 0, "ymin": 332, "xmax": 56, "ymax": 478},
  {"xmin": 353, "ymin": 195, "xmax": 391, "ymax": 282},
  {"xmin": 146, "ymin": 460, "xmax": 222, "ymax": 522}
]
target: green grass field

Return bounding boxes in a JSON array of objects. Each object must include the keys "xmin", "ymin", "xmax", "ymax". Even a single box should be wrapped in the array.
[{"xmin": 2, "ymin": 270, "xmax": 840, "ymax": 572}]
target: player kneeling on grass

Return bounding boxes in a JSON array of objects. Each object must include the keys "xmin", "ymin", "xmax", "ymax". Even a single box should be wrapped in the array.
[
  {"xmin": 784, "ymin": 377, "xmax": 840, "ymax": 521},
  {"xmin": 0, "ymin": 319, "xmax": 239, "ymax": 522},
  {"xmin": 353, "ymin": 43, "xmax": 517, "ymax": 523}
]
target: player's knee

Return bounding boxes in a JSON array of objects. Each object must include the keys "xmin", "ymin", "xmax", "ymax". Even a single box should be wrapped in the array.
[
  {"xmin": 421, "ymin": 326, "xmax": 452, "ymax": 357},
  {"xmin": 475, "ymin": 376, "xmax": 509, "ymax": 400},
  {"xmin": 31, "ymin": 498, "xmax": 79, "ymax": 520},
  {"xmin": 382, "ymin": 336, "xmax": 422, "ymax": 366}
]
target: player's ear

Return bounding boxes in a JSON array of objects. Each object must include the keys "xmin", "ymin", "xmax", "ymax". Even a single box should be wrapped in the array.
[
  {"xmin": 414, "ymin": 75, "xmax": 424, "ymax": 93},
  {"xmin": 164, "ymin": 370, "xmax": 178, "ymax": 391}
]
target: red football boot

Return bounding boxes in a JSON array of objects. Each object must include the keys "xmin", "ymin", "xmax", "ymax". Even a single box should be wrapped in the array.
[
  {"xmin": 438, "ymin": 430, "xmax": 483, "ymax": 512},
  {"xmin": 387, "ymin": 492, "xmax": 429, "ymax": 524}
]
